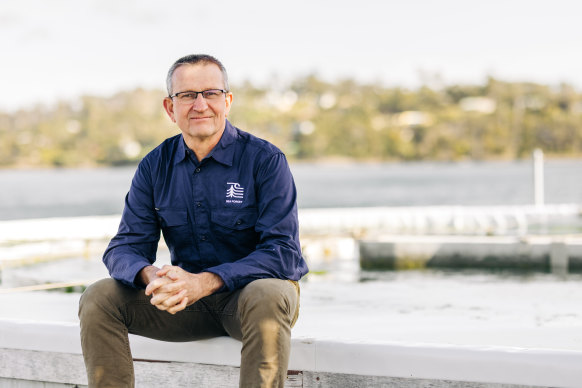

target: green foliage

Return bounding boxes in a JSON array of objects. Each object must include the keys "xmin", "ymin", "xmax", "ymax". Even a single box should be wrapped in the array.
[{"xmin": 1, "ymin": 77, "xmax": 581, "ymax": 167}]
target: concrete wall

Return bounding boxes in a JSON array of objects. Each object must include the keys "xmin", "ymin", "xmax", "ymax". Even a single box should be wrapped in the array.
[
  {"xmin": 359, "ymin": 235, "xmax": 582, "ymax": 273},
  {"xmin": 1, "ymin": 318, "xmax": 581, "ymax": 387}
]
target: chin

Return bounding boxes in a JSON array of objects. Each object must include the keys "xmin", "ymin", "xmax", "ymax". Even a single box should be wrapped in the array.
[{"xmin": 187, "ymin": 127, "xmax": 219, "ymax": 138}]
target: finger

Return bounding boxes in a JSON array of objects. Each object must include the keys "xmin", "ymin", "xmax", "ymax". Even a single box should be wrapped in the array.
[
  {"xmin": 165, "ymin": 271, "xmax": 180, "ymax": 281},
  {"xmin": 167, "ymin": 296, "xmax": 188, "ymax": 315},
  {"xmin": 156, "ymin": 267, "xmax": 169, "ymax": 276},
  {"xmin": 145, "ymin": 274, "xmax": 176, "ymax": 295},
  {"xmin": 150, "ymin": 284, "xmax": 186, "ymax": 306},
  {"xmin": 152, "ymin": 280, "xmax": 185, "ymax": 296},
  {"xmin": 164, "ymin": 267, "xmax": 185, "ymax": 281},
  {"xmin": 161, "ymin": 289, "xmax": 187, "ymax": 309},
  {"xmin": 156, "ymin": 264, "xmax": 176, "ymax": 277},
  {"xmin": 150, "ymin": 291, "xmax": 172, "ymax": 306},
  {"xmin": 150, "ymin": 292, "xmax": 173, "ymax": 310},
  {"xmin": 145, "ymin": 278, "xmax": 166, "ymax": 296}
]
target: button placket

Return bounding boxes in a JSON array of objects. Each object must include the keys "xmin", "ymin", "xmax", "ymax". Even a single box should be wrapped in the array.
[{"xmin": 191, "ymin": 163, "xmax": 213, "ymax": 265}]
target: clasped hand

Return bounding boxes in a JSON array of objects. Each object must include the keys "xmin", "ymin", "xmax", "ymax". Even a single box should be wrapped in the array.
[{"xmin": 144, "ymin": 265, "xmax": 210, "ymax": 315}]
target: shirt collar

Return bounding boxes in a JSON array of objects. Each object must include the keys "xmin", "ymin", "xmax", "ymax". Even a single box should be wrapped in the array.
[
  {"xmin": 172, "ymin": 120, "xmax": 236, "ymax": 167},
  {"xmin": 209, "ymin": 120, "xmax": 236, "ymax": 167},
  {"xmin": 173, "ymin": 136, "xmax": 189, "ymax": 165}
]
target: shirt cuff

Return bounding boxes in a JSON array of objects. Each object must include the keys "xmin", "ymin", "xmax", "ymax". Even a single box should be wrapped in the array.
[{"xmin": 118, "ymin": 259, "xmax": 152, "ymax": 289}]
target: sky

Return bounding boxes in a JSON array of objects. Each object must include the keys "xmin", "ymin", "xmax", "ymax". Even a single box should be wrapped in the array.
[{"xmin": 1, "ymin": 0, "xmax": 582, "ymax": 111}]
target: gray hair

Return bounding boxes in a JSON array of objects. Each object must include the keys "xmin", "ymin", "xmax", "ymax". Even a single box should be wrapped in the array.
[{"xmin": 166, "ymin": 54, "xmax": 229, "ymax": 96}]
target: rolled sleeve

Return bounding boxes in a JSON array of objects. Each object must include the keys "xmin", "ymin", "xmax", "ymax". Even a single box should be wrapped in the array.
[{"xmin": 103, "ymin": 159, "xmax": 161, "ymax": 288}]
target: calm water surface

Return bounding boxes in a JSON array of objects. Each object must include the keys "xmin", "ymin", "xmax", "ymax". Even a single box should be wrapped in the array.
[{"xmin": 2, "ymin": 159, "xmax": 581, "ymax": 220}]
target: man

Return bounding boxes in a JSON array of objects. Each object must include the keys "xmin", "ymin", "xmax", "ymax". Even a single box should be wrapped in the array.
[{"xmin": 78, "ymin": 54, "xmax": 309, "ymax": 388}]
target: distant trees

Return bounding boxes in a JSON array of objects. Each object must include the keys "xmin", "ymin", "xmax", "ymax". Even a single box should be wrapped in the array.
[{"xmin": 1, "ymin": 76, "xmax": 581, "ymax": 167}]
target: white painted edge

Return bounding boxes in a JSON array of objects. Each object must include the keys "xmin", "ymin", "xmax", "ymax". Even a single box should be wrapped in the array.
[
  {"xmin": 310, "ymin": 339, "xmax": 582, "ymax": 387},
  {"xmin": 1, "ymin": 318, "xmax": 581, "ymax": 387}
]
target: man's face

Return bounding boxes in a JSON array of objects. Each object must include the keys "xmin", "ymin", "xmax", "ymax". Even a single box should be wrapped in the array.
[{"xmin": 163, "ymin": 63, "xmax": 232, "ymax": 146}]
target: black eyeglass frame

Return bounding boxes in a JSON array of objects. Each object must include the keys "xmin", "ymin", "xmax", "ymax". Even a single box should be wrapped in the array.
[{"xmin": 168, "ymin": 89, "xmax": 229, "ymax": 100}]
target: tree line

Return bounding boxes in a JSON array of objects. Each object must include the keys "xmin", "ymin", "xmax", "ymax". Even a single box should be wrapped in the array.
[{"xmin": 1, "ymin": 76, "xmax": 581, "ymax": 167}]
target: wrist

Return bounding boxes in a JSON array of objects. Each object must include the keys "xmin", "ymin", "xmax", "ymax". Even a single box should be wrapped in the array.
[
  {"xmin": 138, "ymin": 265, "xmax": 159, "ymax": 287},
  {"xmin": 200, "ymin": 272, "xmax": 224, "ymax": 294}
]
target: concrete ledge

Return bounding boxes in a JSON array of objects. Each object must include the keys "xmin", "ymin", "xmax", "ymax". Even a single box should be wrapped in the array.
[
  {"xmin": 359, "ymin": 235, "xmax": 582, "ymax": 272},
  {"xmin": 1, "ymin": 318, "xmax": 582, "ymax": 387}
]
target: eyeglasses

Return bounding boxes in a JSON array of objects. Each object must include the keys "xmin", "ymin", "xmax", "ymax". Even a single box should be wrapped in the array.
[{"xmin": 169, "ymin": 89, "xmax": 228, "ymax": 104}]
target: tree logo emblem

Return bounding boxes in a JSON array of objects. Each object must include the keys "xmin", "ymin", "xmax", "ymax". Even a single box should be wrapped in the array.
[{"xmin": 226, "ymin": 182, "xmax": 244, "ymax": 200}]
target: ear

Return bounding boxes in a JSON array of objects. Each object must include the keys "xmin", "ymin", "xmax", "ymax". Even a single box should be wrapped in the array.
[
  {"xmin": 163, "ymin": 97, "xmax": 176, "ymax": 123},
  {"xmin": 224, "ymin": 92, "xmax": 233, "ymax": 117}
]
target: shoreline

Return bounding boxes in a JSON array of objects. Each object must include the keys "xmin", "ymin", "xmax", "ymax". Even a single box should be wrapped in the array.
[{"xmin": 3, "ymin": 155, "xmax": 582, "ymax": 171}]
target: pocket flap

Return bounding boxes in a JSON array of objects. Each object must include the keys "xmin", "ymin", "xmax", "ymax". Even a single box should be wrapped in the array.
[
  {"xmin": 211, "ymin": 209, "xmax": 258, "ymax": 230},
  {"xmin": 156, "ymin": 208, "xmax": 188, "ymax": 227}
]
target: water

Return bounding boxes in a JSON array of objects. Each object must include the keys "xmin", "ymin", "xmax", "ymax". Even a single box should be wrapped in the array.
[
  {"xmin": 2, "ymin": 159, "xmax": 582, "ymax": 220},
  {"xmin": 0, "ymin": 167, "xmax": 135, "ymax": 220},
  {"xmin": 292, "ymin": 159, "xmax": 582, "ymax": 208}
]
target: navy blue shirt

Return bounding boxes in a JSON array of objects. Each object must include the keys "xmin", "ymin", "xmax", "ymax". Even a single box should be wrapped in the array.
[{"xmin": 103, "ymin": 120, "xmax": 308, "ymax": 291}]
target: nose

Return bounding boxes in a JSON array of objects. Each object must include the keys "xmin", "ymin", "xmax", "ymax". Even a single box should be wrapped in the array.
[{"xmin": 191, "ymin": 94, "xmax": 208, "ymax": 111}]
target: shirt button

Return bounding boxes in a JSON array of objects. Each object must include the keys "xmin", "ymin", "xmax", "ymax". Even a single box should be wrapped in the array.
[{"xmin": 195, "ymin": 167, "xmax": 201, "ymax": 173}]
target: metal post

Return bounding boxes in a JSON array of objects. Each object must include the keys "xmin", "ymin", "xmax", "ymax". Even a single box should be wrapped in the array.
[
  {"xmin": 533, "ymin": 148, "xmax": 544, "ymax": 208},
  {"xmin": 550, "ymin": 241, "xmax": 568, "ymax": 276}
]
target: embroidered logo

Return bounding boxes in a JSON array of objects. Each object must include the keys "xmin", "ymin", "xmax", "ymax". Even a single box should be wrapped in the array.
[{"xmin": 226, "ymin": 182, "xmax": 244, "ymax": 204}]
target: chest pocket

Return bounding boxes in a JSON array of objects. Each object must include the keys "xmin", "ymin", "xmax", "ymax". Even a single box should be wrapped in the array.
[
  {"xmin": 156, "ymin": 208, "xmax": 190, "ymax": 248},
  {"xmin": 211, "ymin": 209, "xmax": 258, "ymax": 230},
  {"xmin": 210, "ymin": 209, "xmax": 259, "ymax": 257},
  {"xmin": 157, "ymin": 208, "xmax": 188, "ymax": 227}
]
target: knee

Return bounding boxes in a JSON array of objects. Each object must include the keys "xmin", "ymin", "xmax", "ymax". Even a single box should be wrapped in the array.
[
  {"xmin": 78, "ymin": 278, "xmax": 124, "ymax": 322},
  {"xmin": 238, "ymin": 279, "xmax": 298, "ymax": 325}
]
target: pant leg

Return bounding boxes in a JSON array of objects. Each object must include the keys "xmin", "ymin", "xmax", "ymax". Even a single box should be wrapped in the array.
[
  {"xmin": 221, "ymin": 279, "xmax": 300, "ymax": 388},
  {"xmin": 78, "ymin": 278, "xmax": 229, "ymax": 388},
  {"xmin": 79, "ymin": 278, "xmax": 300, "ymax": 388}
]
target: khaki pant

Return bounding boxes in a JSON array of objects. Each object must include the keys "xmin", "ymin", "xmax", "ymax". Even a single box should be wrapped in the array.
[{"xmin": 78, "ymin": 278, "xmax": 300, "ymax": 388}]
